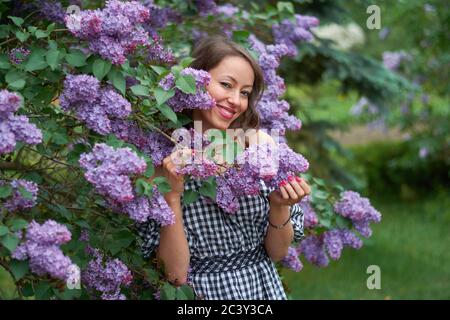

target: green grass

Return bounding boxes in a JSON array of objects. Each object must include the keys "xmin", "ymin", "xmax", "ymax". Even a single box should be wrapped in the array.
[{"xmin": 282, "ymin": 190, "xmax": 450, "ymax": 300}]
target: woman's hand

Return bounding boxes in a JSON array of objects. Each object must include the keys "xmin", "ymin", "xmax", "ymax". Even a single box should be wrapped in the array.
[
  {"xmin": 158, "ymin": 148, "xmax": 193, "ymax": 202},
  {"xmin": 268, "ymin": 175, "xmax": 311, "ymax": 208}
]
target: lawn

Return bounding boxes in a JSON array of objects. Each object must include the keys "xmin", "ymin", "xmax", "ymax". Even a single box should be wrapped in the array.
[{"xmin": 282, "ymin": 189, "xmax": 450, "ymax": 300}]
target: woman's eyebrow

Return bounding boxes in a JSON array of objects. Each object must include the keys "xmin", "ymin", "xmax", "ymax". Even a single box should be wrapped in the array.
[{"xmin": 223, "ymin": 75, "xmax": 253, "ymax": 88}]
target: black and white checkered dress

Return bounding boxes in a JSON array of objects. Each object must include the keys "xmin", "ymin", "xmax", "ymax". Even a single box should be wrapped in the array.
[{"xmin": 135, "ymin": 178, "xmax": 305, "ymax": 300}]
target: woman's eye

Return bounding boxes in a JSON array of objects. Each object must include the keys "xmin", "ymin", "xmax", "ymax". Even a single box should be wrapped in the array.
[
  {"xmin": 221, "ymin": 82, "xmax": 231, "ymax": 88},
  {"xmin": 241, "ymin": 91, "xmax": 250, "ymax": 97}
]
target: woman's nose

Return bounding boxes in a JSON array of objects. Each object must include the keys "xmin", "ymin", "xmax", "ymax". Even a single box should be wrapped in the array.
[{"xmin": 227, "ymin": 90, "xmax": 241, "ymax": 107}]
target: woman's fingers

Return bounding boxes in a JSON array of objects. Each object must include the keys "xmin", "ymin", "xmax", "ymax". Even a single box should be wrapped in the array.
[
  {"xmin": 279, "ymin": 185, "xmax": 289, "ymax": 200},
  {"xmin": 282, "ymin": 182, "xmax": 299, "ymax": 200},
  {"xmin": 288, "ymin": 176, "xmax": 305, "ymax": 198},
  {"xmin": 296, "ymin": 177, "xmax": 311, "ymax": 195}
]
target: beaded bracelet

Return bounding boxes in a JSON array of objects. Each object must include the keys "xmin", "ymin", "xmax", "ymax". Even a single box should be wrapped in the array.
[{"xmin": 268, "ymin": 212, "xmax": 292, "ymax": 229}]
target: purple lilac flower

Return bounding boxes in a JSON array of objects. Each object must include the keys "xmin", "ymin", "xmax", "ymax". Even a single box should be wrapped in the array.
[
  {"xmin": 145, "ymin": 35, "xmax": 175, "ymax": 65},
  {"xmin": 419, "ymin": 147, "xmax": 429, "ymax": 159},
  {"xmin": 159, "ymin": 67, "xmax": 215, "ymax": 112},
  {"xmin": 0, "ymin": 90, "xmax": 42, "ymax": 154},
  {"xmin": 59, "ymin": 74, "xmax": 131, "ymax": 135},
  {"xmin": 194, "ymin": 0, "xmax": 218, "ymax": 16},
  {"xmin": 338, "ymin": 229, "xmax": 363, "ymax": 249},
  {"xmin": 82, "ymin": 248, "xmax": 132, "ymax": 300},
  {"xmin": 281, "ymin": 246, "xmax": 303, "ymax": 272},
  {"xmin": 1, "ymin": 179, "xmax": 38, "ymax": 212},
  {"xmin": 12, "ymin": 219, "xmax": 77, "ymax": 281},
  {"xmin": 118, "ymin": 186, "xmax": 175, "ymax": 225},
  {"xmin": 299, "ymin": 196, "xmax": 319, "ymax": 228},
  {"xmin": 217, "ymin": 4, "xmax": 239, "ymax": 18},
  {"xmin": 323, "ymin": 230, "xmax": 344, "ymax": 260},
  {"xmin": 382, "ymin": 51, "xmax": 410, "ymax": 71},
  {"xmin": 272, "ymin": 15, "xmax": 319, "ymax": 57},
  {"xmin": 65, "ymin": 0, "xmax": 150, "ymax": 64},
  {"xmin": 298, "ymin": 235, "xmax": 329, "ymax": 267},
  {"xmin": 216, "ymin": 176, "xmax": 240, "ymax": 214},
  {"xmin": 79, "ymin": 143, "xmax": 147, "ymax": 203},
  {"xmin": 8, "ymin": 47, "xmax": 30, "ymax": 64},
  {"xmin": 247, "ymin": 35, "xmax": 302, "ymax": 136},
  {"xmin": 334, "ymin": 191, "xmax": 382, "ymax": 238},
  {"xmin": 141, "ymin": 0, "xmax": 182, "ymax": 38}
]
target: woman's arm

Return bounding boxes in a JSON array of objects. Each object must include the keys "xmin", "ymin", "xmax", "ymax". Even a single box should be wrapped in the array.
[
  {"xmin": 151, "ymin": 151, "xmax": 192, "ymax": 286},
  {"xmin": 264, "ymin": 204, "xmax": 294, "ymax": 262}
]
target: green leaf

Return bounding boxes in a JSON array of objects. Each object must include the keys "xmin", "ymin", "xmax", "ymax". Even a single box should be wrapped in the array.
[
  {"xmin": 199, "ymin": 179, "xmax": 217, "ymax": 200},
  {"xmin": 143, "ymin": 164, "xmax": 155, "ymax": 179},
  {"xmin": 182, "ymin": 190, "xmax": 199, "ymax": 206},
  {"xmin": 108, "ymin": 68, "xmax": 126, "ymax": 95},
  {"xmin": 34, "ymin": 281, "xmax": 52, "ymax": 299},
  {"xmin": 0, "ymin": 185, "xmax": 13, "ymax": 199},
  {"xmin": 277, "ymin": 2, "xmax": 294, "ymax": 14},
  {"xmin": 65, "ymin": 50, "xmax": 87, "ymax": 67},
  {"xmin": 1, "ymin": 234, "xmax": 20, "ymax": 253},
  {"xmin": 8, "ymin": 79, "xmax": 25, "ymax": 90},
  {"xmin": 153, "ymin": 176, "xmax": 172, "ymax": 194},
  {"xmin": 232, "ymin": 30, "xmax": 250, "ymax": 43},
  {"xmin": 144, "ymin": 268, "xmax": 159, "ymax": 285},
  {"xmin": 151, "ymin": 65, "xmax": 168, "ymax": 75},
  {"xmin": 160, "ymin": 282, "xmax": 177, "ymax": 300},
  {"xmin": 0, "ymin": 54, "xmax": 11, "ymax": 69},
  {"xmin": 175, "ymin": 74, "xmax": 196, "ymax": 94},
  {"xmin": 18, "ymin": 186, "xmax": 34, "ymax": 200},
  {"xmin": 0, "ymin": 226, "xmax": 8, "ymax": 237},
  {"xmin": 92, "ymin": 59, "xmax": 111, "ymax": 81},
  {"xmin": 176, "ymin": 284, "xmax": 195, "ymax": 300},
  {"xmin": 8, "ymin": 16, "xmax": 24, "ymax": 27},
  {"xmin": 180, "ymin": 57, "xmax": 194, "ymax": 68},
  {"xmin": 10, "ymin": 219, "xmax": 28, "ymax": 232},
  {"xmin": 45, "ymin": 49, "xmax": 60, "ymax": 71},
  {"xmin": 10, "ymin": 260, "xmax": 29, "ymax": 281},
  {"xmin": 135, "ymin": 178, "xmax": 152, "ymax": 197},
  {"xmin": 34, "ymin": 29, "xmax": 47, "ymax": 39},
  {"xmin": 154, "ymin": 87, "xmax": 175, "ymax": 106},
  {"xmin": 15, "ymin": 31, "xmax": 29, "ymax": 43},
  {"xmin": 51, "ymin": 131, "xmax": 69, "ymax": 145},
  {"xmin": 130, "ymin": 84, "xmax": 149, "ymax": 96},
  {"xmin": 25, "ymin": 51, "xmax": 47, "ymax": 72},
  {"xmin": 156, "ymin": 103, "xmax": 178, "ymax": 123}
]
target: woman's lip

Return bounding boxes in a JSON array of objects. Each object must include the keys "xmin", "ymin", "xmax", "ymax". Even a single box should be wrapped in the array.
[{"xmin": 216, "ymin": 105, "xmax": 235, "ymax": 120}]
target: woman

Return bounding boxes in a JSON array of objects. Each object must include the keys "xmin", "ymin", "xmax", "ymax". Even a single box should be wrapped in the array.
[{"xmin": 137, "ymin": 35, "xmax": 311, "ymax": 300}]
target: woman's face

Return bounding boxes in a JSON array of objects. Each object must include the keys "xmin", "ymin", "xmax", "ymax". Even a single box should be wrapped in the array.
[{"xmin": 193, "ymin": 55, "xmax": 255, "ymax": 132}]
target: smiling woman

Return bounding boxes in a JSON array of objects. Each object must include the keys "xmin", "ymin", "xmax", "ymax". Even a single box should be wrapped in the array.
[{"xmin": 136, "ymin": 35, "xmax": 310, "ymax": 300}]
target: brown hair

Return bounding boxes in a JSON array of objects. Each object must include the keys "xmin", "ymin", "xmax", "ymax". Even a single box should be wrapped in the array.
[{"xmin": 185, "ymin": 35, "xmax": 264, "ymax": 130}]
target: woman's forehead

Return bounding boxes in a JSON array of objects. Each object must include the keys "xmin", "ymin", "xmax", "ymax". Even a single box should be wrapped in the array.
[{"xmin": 210, "ymin": 56, "xmax": 254, "ymax": 85}]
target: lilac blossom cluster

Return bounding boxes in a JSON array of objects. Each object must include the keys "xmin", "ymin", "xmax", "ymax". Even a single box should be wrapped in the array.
[
  {"xmin": 8, "ymin": 47, "xmax": 30, "ymax": 64},
  {"xmin": 59, "ymin": 74, "xmax": 131, "ymax": 135},
  {"xmin": 382, "ymin": 51, "xmax": 410, "ymax": 71},
  {"xmin": 334, "ymin": 191, "xmax": 382, "ymax": 238},
  {"xmin": 281, "ymin": 246, "xmax": 303, "ymax": 272},
  {"xmin": 272, "ymin": 14, "xmax": 320, "ymax": 57},
  {"xmin": 0, "ymin": 179, "xmax": 38, "ymax": 212},
  {"xmin": 215, "ymin": 142, "xmax": 309, "ymax": 213},
  {"xmin": 65, "ymin": 0, "xmax": 150, "ymax": 64},
  {"xmin": 82, "ymin": 248, "xmax": 132, "ymax": 300},
  {"xmin": 12, "ymin": 220, "xmax": 77, "ymax": 281},
  {"xmin": 111, "ymin": 119, "xmax": 174, "ymax": 166},
  {"xmin": 79, "ymin": 143, "xmax": 175, "ymax": 225},
  {"xmin": 145, "ymin": 35, "xmax": 176, "ymax": 65},
  {"xmin": 0, "ymin": 90, "xmax": 42, "ymax": 154},
  {"xmin": 159, "ymin": 67, "xmax": 215, "ymax": 112},
  {"xmin": 115, "ymin": 186, "xmax": 175, "ymax": 225},
  {"xmin": 79, "ymin": 143, "xmax": 146, "ymax": 203},
  {"xmin": 297, "ymin": 229, "xmax": 363, "ymax": 267},
  {"xmin": 248, "ymin": 35, "xmax": 302, "ymax": 138},
  {"xmin": 298, "ymin": 195, "xmax": 319, "ymax": 228},
  {"xmin": 141, "ymin": 0, "xmax": 182, "ymax": 38}
]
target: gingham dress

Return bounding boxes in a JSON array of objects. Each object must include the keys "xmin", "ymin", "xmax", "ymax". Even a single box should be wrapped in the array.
[{"xmin": 135, "ymin": 178, "xmax": 305, "ymax": 300}]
